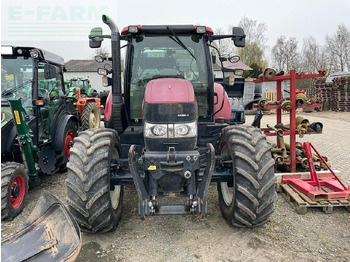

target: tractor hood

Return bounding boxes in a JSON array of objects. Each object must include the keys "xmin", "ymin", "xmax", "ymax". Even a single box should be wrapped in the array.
[
  {"xmin": 143, "ymin": 78, "xmax": 197, "ymax": 123},
  {"xmin": 1, "ymin": 106, "xmax": 13, "ymax": 128},
  {"xmin": 144, "ymin": 78, "xmax": 195, "ymax": 104}
]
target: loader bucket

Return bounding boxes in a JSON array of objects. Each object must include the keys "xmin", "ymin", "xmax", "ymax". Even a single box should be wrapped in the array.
[{"xmin": 1, "ymin": 191, "xmax": 82, "ymax": 262}]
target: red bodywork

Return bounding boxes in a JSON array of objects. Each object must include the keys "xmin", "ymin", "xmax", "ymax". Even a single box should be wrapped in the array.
[
  {"xmin": 144, "ymin": 78, "xmax": 195, "ymax": 104},
  {"xmin": 104, "ymin": 92, "xmax": 113, "ymax": 122},
  {"xmin": 213, "ymin": 83, "xmax": 231, "ymax": 120},
  {"xmin": 105, "ymin": 79, "xmax": 231, "ymax": 122}
]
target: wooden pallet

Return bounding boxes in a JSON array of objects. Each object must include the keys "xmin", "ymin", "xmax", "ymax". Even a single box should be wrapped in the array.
[{"xmin": 276, "ymin": 183, "xmax": 350, "ymax": 214}]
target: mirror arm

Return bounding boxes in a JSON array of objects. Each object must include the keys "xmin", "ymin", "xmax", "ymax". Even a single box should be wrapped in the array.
[{"xmin": 208, "ymin": 43, "xmax": 225, "ymax": 78}]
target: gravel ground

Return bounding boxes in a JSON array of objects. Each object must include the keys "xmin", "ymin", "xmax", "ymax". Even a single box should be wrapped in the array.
[{"xmin": 1, "ymin": 111, "xmax": 350, "ymax": 262}]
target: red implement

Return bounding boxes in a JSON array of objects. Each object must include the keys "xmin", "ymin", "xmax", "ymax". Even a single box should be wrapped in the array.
[{"xmin": 282, "ymin": 142, "xmax": 350, "ymax": 201}]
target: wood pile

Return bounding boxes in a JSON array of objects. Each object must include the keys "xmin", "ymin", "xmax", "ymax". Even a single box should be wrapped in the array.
[
  {"xmin": 308, "ymin": 76, "xmax": 350, "ymax": 112},
  {"xmin": 332, "ymin": 77, "xmax": 350, "ymax": 112}
]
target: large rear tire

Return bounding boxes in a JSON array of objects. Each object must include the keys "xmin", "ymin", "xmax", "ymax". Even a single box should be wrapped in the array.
[
  {"xmin": 81, "ymin": 102, "xmax": 100, "ymax": 130},
  {"xmin": 217, "ymin": 125, "xmax": 276, "ymax": 227},
  {"xmin": 1, "ymin": 162, "xmax": 28, "ymax": 221},
  {"xmin": 66, "ymin": 128, "xmax": 123, "ymax": 233}
]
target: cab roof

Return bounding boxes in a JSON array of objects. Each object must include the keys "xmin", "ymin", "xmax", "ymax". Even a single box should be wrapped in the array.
[{"xmin": 1, "ymin": 45, "xmax": 65, "ymax": 66}]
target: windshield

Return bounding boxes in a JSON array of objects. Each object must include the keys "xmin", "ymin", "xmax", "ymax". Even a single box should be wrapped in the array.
[
  {"xmin": 1, "ymin": 56, "xmax": 33, "ymax": 110},
  {"xmin": 71, "ymin": 79, "xmax": 88, "ymax": 89},
  {"xmin": 128, "ymin": 35, "xmax": 209, "ymax": 121}
]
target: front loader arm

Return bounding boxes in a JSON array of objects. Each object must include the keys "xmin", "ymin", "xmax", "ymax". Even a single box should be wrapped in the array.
[{"xmin": 7, "ymin": 98, "xmax": 38, "ymax": 181}]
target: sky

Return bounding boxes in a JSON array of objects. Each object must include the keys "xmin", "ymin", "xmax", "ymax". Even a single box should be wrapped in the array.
[{"xmin": 1, "ymin": 0, "xmax": 350, "ymax": 63}]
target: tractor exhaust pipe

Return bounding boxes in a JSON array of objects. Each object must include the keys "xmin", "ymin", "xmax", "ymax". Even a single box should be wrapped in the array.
[
  {"xmin": 102, "ymin": 15, "xmax": 127, "ymax": 132},
  {"xmin": 102, "ymin": 15, "xmax": 122, "ymax": 98}
]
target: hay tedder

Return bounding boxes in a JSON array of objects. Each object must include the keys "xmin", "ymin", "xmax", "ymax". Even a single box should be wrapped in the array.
[{"xmin": 65, "ymin": 15, "xmax": 276, "ymax": 233}]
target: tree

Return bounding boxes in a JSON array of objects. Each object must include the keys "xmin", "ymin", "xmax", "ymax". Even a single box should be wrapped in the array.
[
  {"xmin": 272, "ymin": 35, "xmax": 300, "ymax": 72},
  {"xmin": 235, "ymin": 17, "xmax": 267, "ymax": 70},
  {"xmin": 213, "ymin": 27, "xmax": 236, "ymax": 56},
  {"xmin": 325, "ymin": 24, "xmax": 350, "ymax": 72},
  {"xmin": 91, "ymin": 47, "xmax": 110, "ymax": 59},
  {"xmin": 244, "ymin": 63, "xmax": 263, "ymax": 78},
  {"xmin": 301, "ymin": 36, "xmax": 328, "ymax": 73}
]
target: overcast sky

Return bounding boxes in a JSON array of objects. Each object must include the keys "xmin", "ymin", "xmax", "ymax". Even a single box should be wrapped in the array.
[{"xmin": 1, "ymin": 0, "xmax": 350, "ymax": 63}]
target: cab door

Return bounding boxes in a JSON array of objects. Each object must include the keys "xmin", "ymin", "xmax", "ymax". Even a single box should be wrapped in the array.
[{"xmin": 37, "ymin": 63, "xmax": 63, "ymax": 144}]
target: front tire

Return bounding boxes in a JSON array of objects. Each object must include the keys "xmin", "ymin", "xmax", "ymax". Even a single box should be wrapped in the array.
[
  {"xmin": 66, "ymin": 128, "xmax": 123, "ymax": 233},
  {"xmin": 81, "ymin": 103, "xmax": 100, "ymax": 130},
  {"xmin": 1, "ymin": 162, "xmax": 28, "ymax": 221},
  {"xmin": 217, "ymin": 125, "xmax": 276, "ymax": 227}
]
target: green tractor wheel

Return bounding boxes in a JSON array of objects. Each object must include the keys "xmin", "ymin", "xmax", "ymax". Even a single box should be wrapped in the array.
[{"xmin": 81, "ymin": 103, "xmax": 100, "ymax": 130}]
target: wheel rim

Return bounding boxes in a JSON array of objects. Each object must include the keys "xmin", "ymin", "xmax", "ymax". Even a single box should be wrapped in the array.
[
  {"xmin": 89, "ymin": 108, "xmax": 99, "ymax": 128},
  {"xmin": 220, "ymin": 144, "xmax": 234, "ymax": 206},
  {"xmin": 220, "ymin": 182, "xmax": 234, "ymax": 206},
  {"xmin": 64, "ymin": 129, "xmax": 75, "ymax": 160},
  {"xmin": 110, "ymin": 186, "xmax": 121, "ymax": 209},
  {"xmin": 10, "ymin": 174, "xmax": 25, "ymax": 209}
]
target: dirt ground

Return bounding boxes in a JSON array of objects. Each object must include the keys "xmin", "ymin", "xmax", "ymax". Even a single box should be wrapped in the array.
[{"xmin": 1, "ymin": 112, "xmax": 350, "ymax": 262}]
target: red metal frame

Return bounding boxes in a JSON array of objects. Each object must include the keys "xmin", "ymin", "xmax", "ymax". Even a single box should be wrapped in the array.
[
  {"xmin": 254, "ymin": 70, "xmax": 323, "ymax": 172},
  {"xmin": 282, "ymin": 142, "xmax": 350, "ymax": 201}
]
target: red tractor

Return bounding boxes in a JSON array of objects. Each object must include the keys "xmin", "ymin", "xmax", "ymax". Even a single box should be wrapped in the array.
[{"xmin": 65, "ymin": 15, "xmax": 276, "ymax": 233}]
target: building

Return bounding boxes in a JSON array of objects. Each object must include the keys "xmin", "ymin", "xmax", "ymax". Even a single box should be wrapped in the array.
[{"xmin": 64, "ymin": 60, "xmax": 113, "ymax": 93}]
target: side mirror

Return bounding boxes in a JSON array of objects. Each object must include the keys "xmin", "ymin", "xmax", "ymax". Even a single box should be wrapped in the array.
[
  {"xmin": 89, "ymin": 27, "xmax": 104, "ymax": 48},
  {"xmin": 95, "ymin": 55, "xmax": 106, "ymax": 63},
  {"xmin": 223, "ymin": 75, "xmax": 235, "ymax": 86},
  {"xmin": 44, "ymin": 64, "xmax": 56, "ymax": 79},
  {"xmin": 228, "ymin": 56, "xmax": 240, "ymax": 63},
  {"xmin": 102, "ymin": 76, "xmax": 113, "ymax": 87},
  {"xmin": 234, "ymin": 69, "xmax": 244, "ymax": 76},
  {"xmin": 98, "ymin": 68, "xmax": 108, "ymax": 76},
  {"xmin": 232, "ymin": 27, "xmax": 246, "ymax": 47}
]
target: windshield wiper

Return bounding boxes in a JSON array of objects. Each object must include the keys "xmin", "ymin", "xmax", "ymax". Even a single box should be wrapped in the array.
[
  {"xmin": 2, "ymin": 80, "xmax": 33, "ymax": 97},
  {"xmin": 167, "ymin": 27, "xmax": 196, "ymax": 60}
]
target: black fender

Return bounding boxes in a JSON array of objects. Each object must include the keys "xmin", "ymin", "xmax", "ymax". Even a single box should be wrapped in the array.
[
  {"xmin": 2, "ymin": 120, "xmax": 18, "ymax": 154},
  {"xmin": 52, "ymin": 114, "xmax": 78, "ymax": 153}
]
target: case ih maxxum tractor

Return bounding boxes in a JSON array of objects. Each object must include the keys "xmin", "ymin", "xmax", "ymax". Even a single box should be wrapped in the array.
[{"xmin": 65, "ymin": 15, "xmax": 276, "ymax": 233}]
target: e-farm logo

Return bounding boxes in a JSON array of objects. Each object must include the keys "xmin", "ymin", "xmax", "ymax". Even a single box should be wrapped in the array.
[{"xmin": 3, "ymin": 1, "xmax": 116, "ymax": 40}]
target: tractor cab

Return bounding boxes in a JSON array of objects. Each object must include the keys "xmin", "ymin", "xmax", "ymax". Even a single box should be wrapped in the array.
[
  {"xmin": 123, "ymin": 26, "xmax": 213, "ymax": 123},
  {"xmin": 69, "ymin": 77, "xmax": 97, "ymax": 97},
  {"xmin": 1, "ymin": 45, "xmax": 77, "ymax": 165}
]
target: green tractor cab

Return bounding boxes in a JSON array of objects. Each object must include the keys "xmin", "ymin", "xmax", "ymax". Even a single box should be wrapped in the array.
[
  {"xmin": 1, "ymin": 45, "xmax": 79, "ymax": 220},
  {"xmin": 68, "ymin": 77, "xmax": 97, "ymax": 97}
]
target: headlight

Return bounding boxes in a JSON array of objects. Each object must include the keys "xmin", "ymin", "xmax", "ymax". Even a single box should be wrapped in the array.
[
  {"xmin": 144, "ymin": 123, "xmax": 167, "ymax": 138},
  {"xmin": 144, "ymin": 121, "xmax": 197, "ymax": 139},
  {"xmin": 174, "ymin": 122, "xmax": 197, "ymax": 138},
  {"xmin": 152, "ymin": 125, "xmax": 167, "ymax": 136}
]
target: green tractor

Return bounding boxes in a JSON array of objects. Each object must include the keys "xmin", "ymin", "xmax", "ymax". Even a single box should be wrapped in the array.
[
  {"xmin": 67, "ymin": 77, "xmax": 98, "ymax": 97},
  {"xmin": 1, "ymin": 45, "xmax": 79, "ymax": 220},
  {"xmin": 66, "ymin": 77, "xmax": 102, "ymax": 130}
]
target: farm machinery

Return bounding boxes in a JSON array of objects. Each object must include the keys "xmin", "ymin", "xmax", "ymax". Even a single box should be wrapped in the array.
[
  {"xmin": 66, "ymin": 77, "xmax": 102, "ymax": 130},
  {"xmin": 1, "ymin": 45, "xmax": 79, "ymax": 220},
  {"xmin": 65, "ymin": 15, "xmax": 276, "ymax": 233}
]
